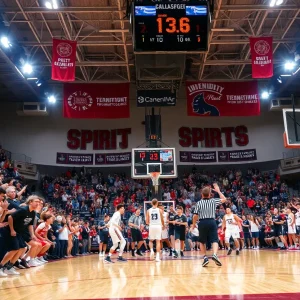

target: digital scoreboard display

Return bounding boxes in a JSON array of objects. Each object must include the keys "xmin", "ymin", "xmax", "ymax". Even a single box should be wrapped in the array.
[
  {"xmin": 133, "ymin": 0, "xmax": 209, "ymax": 52},
  {"xmin": 134, "ymin": 149, "xmax": 174, "ymax": 163}
]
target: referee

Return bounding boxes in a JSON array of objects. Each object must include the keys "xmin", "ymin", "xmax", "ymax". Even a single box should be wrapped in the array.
[
  {"xmin": 192, "ymin": 183, "xmax": 226, "ymax": 267},
  {"xmin": 128, "ymin": 209, "xmax": 144, "ymax": 257}
]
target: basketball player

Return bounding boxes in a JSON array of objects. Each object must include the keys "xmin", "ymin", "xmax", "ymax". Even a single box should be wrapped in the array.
[
  {"xmin": 128, "ymin": 208, "xmax": 144, "ymax": 257},
  {"xmin": 222, "ymin": 208, "xmax": 241, "ymax": 255},
  {"xmin": 286, "ymin": 207, "xmax": 296, "ymax": 249},
  {"xmin": 158, "ymin": 203, "xmax": 172, "ymax": 254},
  {"xmin": 98, "ymin": 214, "xmax": 110, "ymax": 257},
  {"xmin": 295, "ymin": 203, "xmax": 300, "ymax": 249},
  {"xmin": 172, "ymin": 206, "xmax": 188, "ymax": 258},
  {"xmin": 168, "ymin": 205, "xmax": 176, "ymax": 256},
  {"xmin": 146, "ymin": 199, "xmax": 164, "ymax": 262},
  {"xmin": 104, "ymin": 204, "xmax": 127, "ymax": 263},
  {"xmin": 272, "ymin": 208, "xmax": 288, "ymax": 249}
]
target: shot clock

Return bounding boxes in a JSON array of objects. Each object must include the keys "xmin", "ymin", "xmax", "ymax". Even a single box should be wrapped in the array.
[{"xmin": 133, "ymin": 0, "xmax": 209, "ymax": 52}]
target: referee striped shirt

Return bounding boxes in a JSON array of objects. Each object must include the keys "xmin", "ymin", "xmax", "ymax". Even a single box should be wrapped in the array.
[{"xmin": 193, "ymin": 198, "xmax": 221, "ymax": 219}]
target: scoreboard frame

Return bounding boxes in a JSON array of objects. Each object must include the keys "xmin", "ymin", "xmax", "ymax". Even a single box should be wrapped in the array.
[{"xmin": 131, "ymin": 147, "xmax": 177, "ymax": 179}]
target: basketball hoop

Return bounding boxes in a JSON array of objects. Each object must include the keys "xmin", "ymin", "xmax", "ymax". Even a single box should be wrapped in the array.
[
  {"xmin": 149, "ymin": 172, "xmax": 161, "ymax": 193},
  {"xmin": 283, "ymin": 132, "xmax": 300, "ymax": 149}
]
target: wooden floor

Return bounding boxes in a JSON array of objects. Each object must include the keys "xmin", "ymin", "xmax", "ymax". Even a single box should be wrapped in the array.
[{"xmin": 1, "ymin": 250, "xmax": 300, "ymax": 300}]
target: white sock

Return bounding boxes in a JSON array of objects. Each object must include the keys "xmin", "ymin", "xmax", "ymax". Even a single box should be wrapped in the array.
[
  {"xmin": 150, "ymin": 249, "xmax": 154, "ymax": 253},
  {"xmin": 156, "ymin": 252, "xmax": 160, "ymax": 259}
]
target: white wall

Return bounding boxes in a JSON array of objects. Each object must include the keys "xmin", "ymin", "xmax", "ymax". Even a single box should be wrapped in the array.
[{"xmin": 0, "ymin": 86, "xmax": 291, "ymax": 166}]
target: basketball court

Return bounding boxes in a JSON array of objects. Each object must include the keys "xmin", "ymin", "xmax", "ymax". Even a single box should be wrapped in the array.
[{"xmin": 1, "ymin": 250, "xmax": 300, "ymax": 300}]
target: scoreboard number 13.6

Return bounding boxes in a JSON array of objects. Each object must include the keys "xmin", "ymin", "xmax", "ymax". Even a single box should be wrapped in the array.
[{"xmin": 156, "ymin": 17, "xmax": 190, "ymax": 34}]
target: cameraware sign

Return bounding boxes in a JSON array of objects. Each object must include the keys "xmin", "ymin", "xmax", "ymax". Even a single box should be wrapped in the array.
[{"xmin": 137, "ymin": 90, "xmax": 176, "ymax": 107}]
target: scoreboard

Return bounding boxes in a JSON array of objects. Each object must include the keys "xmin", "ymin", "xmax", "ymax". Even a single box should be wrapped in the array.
[
  {"xmin": 133, "ymin": 0, "xmax": 209, "ymax": 52},
  {"xmin": 132, "ymin": 147, "xmax": 177, "ymax": 178}
]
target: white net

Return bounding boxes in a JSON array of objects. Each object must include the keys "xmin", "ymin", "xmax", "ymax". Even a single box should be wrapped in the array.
[{"xmin": 149, "ymin": 172, "xmax": 160, "ymax": 193}]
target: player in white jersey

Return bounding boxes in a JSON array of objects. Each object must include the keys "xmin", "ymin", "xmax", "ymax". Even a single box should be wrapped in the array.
[
  {"xmin": 295, "ymin": 203, "xmax": 300, "ymax": 249},
  {"xmin": 158, "ymin": 203, "xmax": 172, "ymax": 253},
  {"xmin": 222, "ymin": 208, "xmax": 242, "ymax": 256},
  {"xmin": 104, "ymin": 205, "xmax": 127, "ymax": 263},
  {"xmin": 146, "ymin": 199, "xmax": 164, "ymax": 262},
  {"xmin": 286, "ymin": 208, "xmax": 296, "ymax": 249}
]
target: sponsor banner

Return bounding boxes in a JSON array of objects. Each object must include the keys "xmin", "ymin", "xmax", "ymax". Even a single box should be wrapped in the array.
[
  {"xmin": 63, "ymin": 83, "xmax": 130, "ymax": 119},
  {"xmin": 218, "ymin": 149, "xmax": 257, "ymax": 162},
  {"xmin": 52, "ymin": 39, "xmax": 77, "ymax": 82},
  {"xmin": 186, "ymin": 81, "xmax": 260, "ymax": 117},
  {"xmin": 179, "ymin": 151, "xmax": 217, "ymax": 163},
  {"xmin": 137, "ymin": 90, "xmax": 176, "ymax": 107},
  {"xmin": 95, "ymin": 152, "xmax": 131, "ymax": 165},
  {"xmin": 250, "ymin": 36, "xmax": 273, "ymax": 79},
  {"xmin": 56, "ymin": 153, "xmax": 93, "ymax": 165}
]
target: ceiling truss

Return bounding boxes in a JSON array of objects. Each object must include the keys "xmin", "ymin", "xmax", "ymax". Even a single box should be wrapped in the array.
[{"xmin": 0, "ymin": 0, "xmax": 298, "ymax": 99}]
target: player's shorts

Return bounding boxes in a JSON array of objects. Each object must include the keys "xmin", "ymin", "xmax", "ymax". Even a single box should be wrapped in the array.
[
  {"xmin": 251, "ymin": 232, "xmax": 259, "ymax": 238},
  {"xmin": 265, "ymin": 233, "xmax": 274, "ymax": 239},
  {"xmin": 100, "ymin": 232, "xmax": 109, "ymax": 244},
  {"xmin": 168, "ymin": 226, "xmax": 175, "ymax": 237},
  {"xmin": 239, "ymin": 231, "xmax": 244, "ymax": 239},
  {"xmin": 131, "ymin": 228, "xmax": 143, "ymax": 242},
  {"xmin": 149, "ymin": 225, "xmax": 162, "ymax": 240},
  {"xmin": 37, "ymin": 239, "xmax": 48, "ymax": 247},
  {"xmin": 274, "ymin": 226, "xmax": 284, "ymax": 237},
  {"xmin": 109, "ymin": 227, "xmax": 125, "ymax": 244},
  {"xmin": 288, "ymin": 225, "xmax": 296, "ymax": 234},
  {"xmin": 225, "ymin": 229, "xmax": 240, "ymax": 240},
  {"xmin": 175, "ymin": 230, "xmax": 186, "ymax": 241},
  {"xmin": 192, "ymin": 236, "xmax": 199, "ymax": 242},
  {"xmin": 161, "ymin": 229, "xmax": 169, "ymax": 239},
  {"xmin": 21, "ymin": 233, "xmax": 32, "ymax": 243},
  {"xmin": 296, "ymin": 226, "xmax": 300, "ymax": 235},
  {"xmin": 9, "ymin": 233, "xmax": 27, "ymax": 251},
  {"xmin": 243, "ymin": 232, "xmax": 251, "ymax": 239}
]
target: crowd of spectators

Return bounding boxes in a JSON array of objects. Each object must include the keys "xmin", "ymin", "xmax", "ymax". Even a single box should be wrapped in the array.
[
  {"xmin": 1, "ymin": 156, "xmax": 299, "ymax": 277},
  {"xmin": 41, "ymin": 167, "xmax": 299, "ymax": 253}
]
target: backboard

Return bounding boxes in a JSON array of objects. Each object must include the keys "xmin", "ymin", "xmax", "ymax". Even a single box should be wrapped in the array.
[
  {"xmin": 282, "ymin": 109, "xmax": 300, "ymax": 148},
  {"xmin": 132, "ymin": 147, "xmax": 177, "ymax": 179}
]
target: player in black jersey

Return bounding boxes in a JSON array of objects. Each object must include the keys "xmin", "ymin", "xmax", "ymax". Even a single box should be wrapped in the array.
[
  {"xmin": 168, "ymin": 206, "xmax": 176, "ymax": 256},
  {"xmin": 271, "ymin": 208, "xmax": 288, "ymax": 249},
  {"xmin": 172, "ymin": 206, "xmax": 188, "ymax": 258}
]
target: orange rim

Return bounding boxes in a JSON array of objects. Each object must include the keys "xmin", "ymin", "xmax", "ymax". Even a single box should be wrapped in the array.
[{"xmin": 283, "ymin": 132, "xmax": 300, "ymax": 149}]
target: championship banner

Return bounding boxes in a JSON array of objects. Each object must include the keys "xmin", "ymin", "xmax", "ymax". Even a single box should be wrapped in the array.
[
  {"xmin": 179, "ymin": 151, "xmax": 216, "ymax": 163},
  {"xmin": 52, "ymin": 39, "xmax": 77, "ymax": 82},
  {"xmin": 63, "ymin": 83, "xmax": 130, "ymax": 119},
  {"xmin": 218, "ymin": 149, "xmax": 257, "ymax": 162},
  {"xmin": 56, "ymin": 153, "xmax": 93, "ymax": 165},
  {"xmin": 250, "ymin": 36, "xmax": 273, "ymax": 79},
  {"xmin": 186, "ymin": 81, "xmax": 260, "ymax": 117},
  {"xmin": 95, "ymin": 152, "xmax": 131, "ymax": 165}
]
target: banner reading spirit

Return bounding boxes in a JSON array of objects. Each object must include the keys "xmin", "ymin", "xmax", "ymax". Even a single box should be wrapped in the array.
[
  {"xmin": 52, "ymin": 39, "xmax": 77, "ymax": 82},
  {"xmin": 249, "ymin": 36, "xmax": 273, "ymax": 79},
  {"xmin": 186, "ymin": 81, "xmax": 260, "ymax": 117},
  {"xmin": 63, "ymin": 83, "xmax": 130, "ymax": 119}
]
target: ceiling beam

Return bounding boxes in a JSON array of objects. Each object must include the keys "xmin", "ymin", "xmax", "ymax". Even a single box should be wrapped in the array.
[{"xmin": 1, "ymin": 5, "xmax": 299, "ymax": 13}]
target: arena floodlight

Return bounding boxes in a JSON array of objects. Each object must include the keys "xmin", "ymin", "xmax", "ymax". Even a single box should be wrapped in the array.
[
  {"xmin": 48, "ymin": 95, "xmax": 57, "ymax": 104},
  {"xmin": 0, "ymin": 36, "xmax": 11, "ymax": 48},
  {"xmin": 284, "ymin": 61, "xmax": 296, "ymax": 71},
  {"xmin": 45, "ymin": 0, "xmax": 58, "ymax": 9},
  {"xmin": 261, "ymin": 91, "xmax": 270, "ymax": 100},
  {"xmin": 22, "ymin": 63, "xmax": 33, "ymax": 75},
  {"xmin": 269, "ymin": 0, "xmax": 283, "ymax": 6}
]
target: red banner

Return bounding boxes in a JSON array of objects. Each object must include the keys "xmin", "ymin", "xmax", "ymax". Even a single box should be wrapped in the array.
[
  {"xmin": 52, "ymin": 39, "xmax": 77, "ymax": 82},
  {"xmin": 186, "ymin": 81, "xmax": 260, "ymax": 117},
  {"xmin": 63, "ymin": 83, "xmax": 130, "ymax": 119},
  {"xmin": 250, "ymin": 36, "xmax": 273, "ymax": 79}
]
